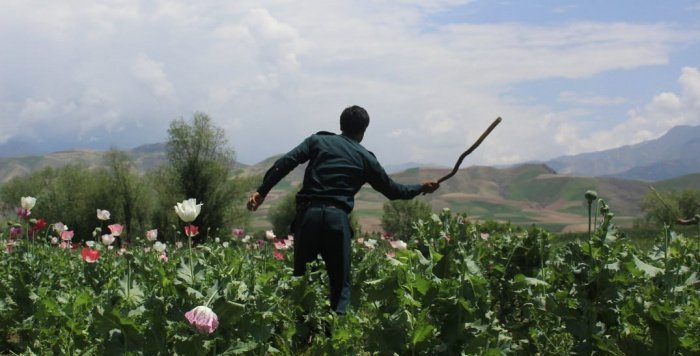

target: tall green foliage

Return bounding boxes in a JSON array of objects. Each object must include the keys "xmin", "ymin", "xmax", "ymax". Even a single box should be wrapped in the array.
[
  {"xmin": 381, "ymin": 199, "xmax": 433, "ymax": 240},
  {"xmin": 0, "ymin": 165, "xmax": 111, "ymax": 240},
  {"xmin": 104, "ymin": 149, "xmax": 153, "ymax": 239},
  {"xmin": 268, "ymin": 190, "xmax": 298, "ymax": 237},
  {"xmin": 165, "ymin": 112, "xmax": 246, "ymax": 238}
]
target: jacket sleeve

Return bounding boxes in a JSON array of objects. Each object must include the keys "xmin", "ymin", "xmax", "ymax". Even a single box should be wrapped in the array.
[
  {"xmin": 365, "ymin": 153, "xmax": 423, "ymax": 200},
  {"xmin": 257, "ymin": 136, "xmax": 312, "ymax": 197}
]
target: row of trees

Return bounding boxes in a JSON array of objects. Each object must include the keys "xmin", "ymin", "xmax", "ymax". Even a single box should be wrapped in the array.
[
  {"xmin": 0, "ymin": 113, "xmax": 257, "ymax": 243},
  {"xmin": 1, "ymin": 111, "xmax": 698, "ymax": 242}
]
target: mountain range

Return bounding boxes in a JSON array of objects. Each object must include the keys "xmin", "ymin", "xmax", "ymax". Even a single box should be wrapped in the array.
[
  {"xmin": 1, "ymin": 124, "xmax": 699, "ymax": 233},
  {"xmin": 545, "ymin": 124, "xmax": 700, "ymax": 181}
]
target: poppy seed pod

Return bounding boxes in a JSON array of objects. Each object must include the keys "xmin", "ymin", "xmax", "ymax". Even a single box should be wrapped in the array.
[{"xmin": 584, "ymin": 190, "xmax": 598, "ymax": 203}]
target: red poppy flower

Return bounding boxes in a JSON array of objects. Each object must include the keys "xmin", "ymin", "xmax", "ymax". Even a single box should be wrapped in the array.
[
  {"xmin": 81, "ymin": 247, "xmax": 101, "ymax": 263},
  {"xmin": 184, "ymin": 224, "xmax": 199, "ymax": 238},
  {"xmin": 33, "ymin": 218, "xmax": 47, "ymax": 231},
  {"xmin": 273, "ymin": 250, "xmax": 284, "ymax": 261}
]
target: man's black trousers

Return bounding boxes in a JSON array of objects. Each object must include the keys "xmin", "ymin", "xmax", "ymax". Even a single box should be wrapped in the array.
[{"xmin": 293, "ymin": 204, "xmax": 352, "ymax": 314}]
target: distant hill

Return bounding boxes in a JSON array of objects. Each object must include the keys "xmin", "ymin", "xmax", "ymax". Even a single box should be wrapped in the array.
[
  {"xmin": 4, "ymin": 124, "xmax": 700, "ymax": 233},
  {"xmin": 248, "ymin": 162, "xmax": 698, "ymax": 234},
  {"xmin": 546, "ymin": 124, "xmax": 700, "ymax": 181},
  {"xmin": 0, "ymin": 143, "xmax": 244, "ymax": 183}
]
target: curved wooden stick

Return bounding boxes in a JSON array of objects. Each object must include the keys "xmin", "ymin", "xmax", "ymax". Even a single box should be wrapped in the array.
[{"xmin": 437, "ymin": 117, "xmax": 502, "ymax": 184}]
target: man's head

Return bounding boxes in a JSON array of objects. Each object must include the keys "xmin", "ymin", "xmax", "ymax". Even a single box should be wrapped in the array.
[{"xmin": 340, "ymin": 105, "xmax": 369, "ymax": 141}]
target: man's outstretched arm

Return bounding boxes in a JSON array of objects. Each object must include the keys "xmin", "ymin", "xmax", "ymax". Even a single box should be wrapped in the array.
[
  {"xmin": 247, "ymin": 137, "xmax": 312, "ymax": 211},
  {"xmin": 366, "ymin": 155, "xmax": 440, "ymax": 199}
]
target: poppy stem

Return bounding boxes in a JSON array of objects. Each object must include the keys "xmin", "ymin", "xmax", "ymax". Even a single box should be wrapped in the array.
[
  {"xmin": 205, "ymin": 289, "xmax": 219, "ymax": 308},
  {"xmin": 188, "ymin": 235, "xmax": 195, "ymax": 284}
]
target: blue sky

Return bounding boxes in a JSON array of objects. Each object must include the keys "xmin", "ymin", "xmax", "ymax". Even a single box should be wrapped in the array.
[{"xmin": 0, "ymin": 0, "xmax": 699, "ymax": 167}]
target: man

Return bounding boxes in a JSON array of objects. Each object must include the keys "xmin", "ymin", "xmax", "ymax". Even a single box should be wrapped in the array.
[{"xmin": 247, "ymin": 105, "xmax": 440, "ymax": 314}]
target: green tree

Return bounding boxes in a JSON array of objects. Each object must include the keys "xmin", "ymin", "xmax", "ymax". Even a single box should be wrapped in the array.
[
  {"xmin": 268, "ymin": 190, "xmax": 298, "ymax": 237},
  {"xmin": 0, "ymin": 165, "xmax": 110, "ymax": 241},
  {"xmin": 103, "ymin": 149, "xmax": 153, "ymax": 242},
  {"xmin": 165, "ymin": 112, "xmax": 245, "ymax": 239},
  {"xmin": 641, "ymin": 188, "xmax": 700, "ymax": 226},
  {"xmin": 381, "ymin": 199, "xmax": 433, "ymax": 240}
]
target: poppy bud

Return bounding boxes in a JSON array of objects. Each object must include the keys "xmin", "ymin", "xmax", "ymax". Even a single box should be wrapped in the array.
[{"xmin": 584, "ymin": 190, "xmax": 598, "ymax": 203}]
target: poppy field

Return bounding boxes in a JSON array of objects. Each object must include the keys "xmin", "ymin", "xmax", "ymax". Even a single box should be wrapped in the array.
[{"xmin": 1, "ymin": 196, "xmax": 700, "ymax": 355}]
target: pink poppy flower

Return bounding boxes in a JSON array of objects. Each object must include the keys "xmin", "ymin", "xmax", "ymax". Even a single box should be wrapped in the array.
[
  {"xmin": 389, "ymin": 240, "xmax": 407, "ymax": 250},
  {"xmin": 101, "ymin": 234, "xmax": 115, "ymax": 246},
  {"xmin": 158, "ymin": 253, "xmax": 168, "ymax": 262},
  {"xmin": 10, "ymin": 226, "xmax": 22, "ymax": 239},
  {"xmin": 15, "ymin": 207, "xmax": 31, "ymax": 219},
  {"xmin": 146, "ymin": 229, "xmax": 158, "ymax": 242},
  {"xmin": 386, "ymin": 250, "xmax": 396, "ymax": 258},
  {"xmin": 274, "ymin": 239, "xmax": 291, "ymax": 250},
  {"xmin": 61, "ymin": 230, "xmax": 74, "ymax": 241},
  {"xmin": 480, "ymin": 232, "xmax": 490, "ymax": 241},
  {"xmin": 185, "ymin": 306, "xmax": 219, "ymax": 334},
  {"xmin": 273, "ymin": 250, "xmax": 284, "ymax": 261},
  {"xmin": 53, "ymin": 222, "xmax": 67, "ymax": 234},
  {"xmin": 108, "ymin": 224, "xmax": 124, "ymax": 237},
  {"xmin": 232, "ymin": 228, "xmax": 245, "ymax": 238}
]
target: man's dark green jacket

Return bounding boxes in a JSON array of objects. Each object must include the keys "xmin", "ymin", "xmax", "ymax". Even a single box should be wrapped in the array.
[{"xmin": 256, "ymin": 132, "xmax": 423, "ymax": 213}]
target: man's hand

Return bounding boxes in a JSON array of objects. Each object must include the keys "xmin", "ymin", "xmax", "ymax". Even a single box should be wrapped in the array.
[
  {"xmin": 247, "ymin": 192, "xmax": 265, "ymax": 211},
  {"xmin": 421, "ymin": 181, "xmax": 440, "ymax": 194}
]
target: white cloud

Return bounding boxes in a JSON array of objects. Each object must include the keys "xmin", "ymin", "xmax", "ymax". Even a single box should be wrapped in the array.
[
  {"xmin": 131, "ymin": 54, "xmax": 174, "ymax": 97},
  {"xmin": 0, "ymin": 1, "xmax": 698, "ymax": 165},
  {"xmin": 558, "ymin": 92, "xmax": 627, "ymax": 106},
  {"xmin": 573, "ymin": 67, "xmax": 700, "ymax": 153}
]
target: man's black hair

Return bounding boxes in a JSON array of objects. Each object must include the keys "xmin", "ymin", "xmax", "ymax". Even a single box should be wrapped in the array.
[{"xmin": 340, "ymin": 105, "xmax": 370, "ymax": 135}]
